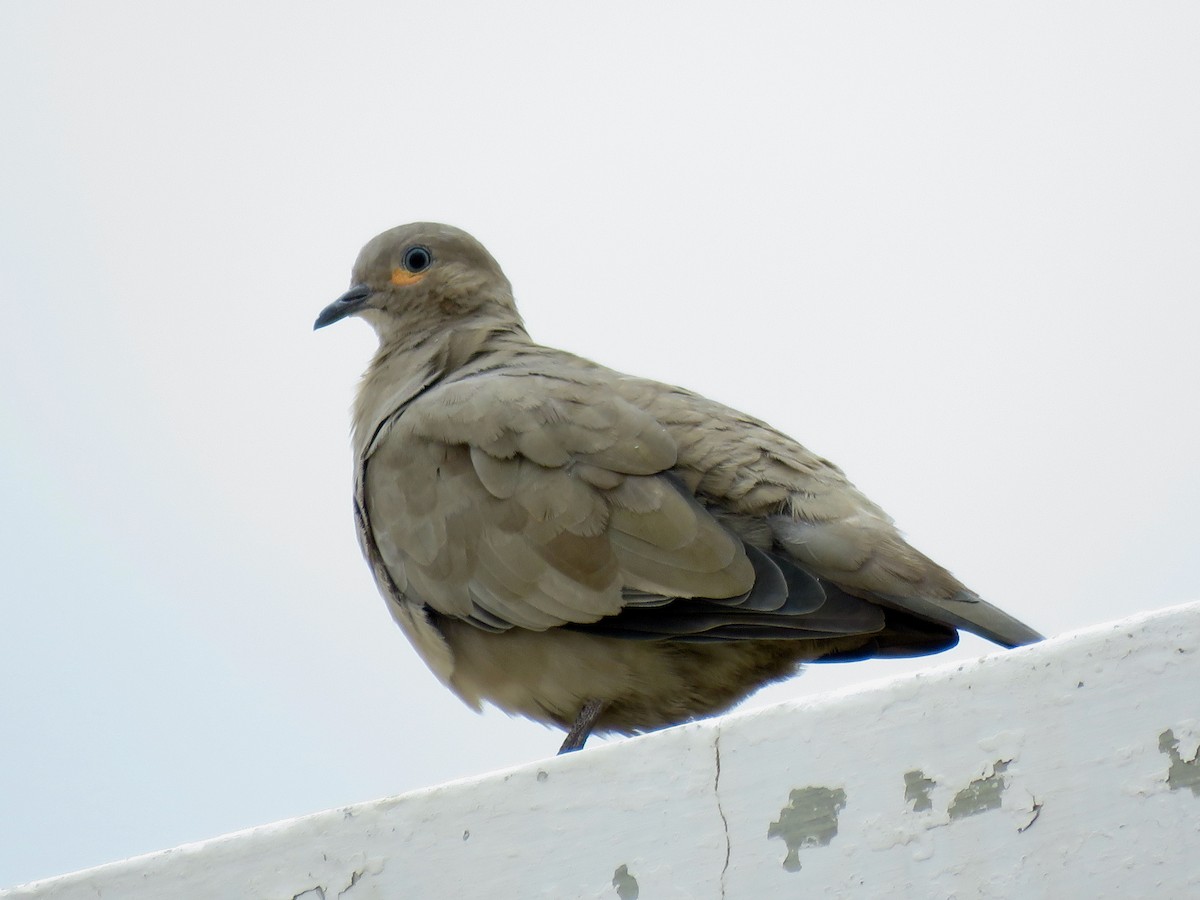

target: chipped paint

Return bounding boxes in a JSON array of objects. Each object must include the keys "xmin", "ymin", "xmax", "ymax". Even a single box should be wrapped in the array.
[
  {"xmin": 336, "ymin": 868, "xmax": 364, "ymax": 897},
  {"xmin": 612, "ymin": 864, "xmax": 639, "ymax": 899},
  {"xmin": 1018, "ymin": 801, "xmax": 1043, "ymax": 833},
  {"xmin": 948, "ymin": 761, "xmax": 1010, "ymax": 819},
  {"xmin": 1159, "ymin": 730, "xmax": 1200, "ymax": 796},
  {"xmin": 904, "ymin": 770, "xmax": 936, "ymax": 812},
  {"xmin": 767, "ymin": 786, "xmax": 847, "ymax": 872}
]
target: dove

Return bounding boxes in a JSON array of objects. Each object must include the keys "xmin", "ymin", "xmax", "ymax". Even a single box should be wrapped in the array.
[{"xmin": 315, "ymin": 222, "xmax": 1042, "ymax": 753}]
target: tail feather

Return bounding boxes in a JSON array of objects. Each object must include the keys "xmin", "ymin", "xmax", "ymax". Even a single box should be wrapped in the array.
[{"xmin": 874, "ymin": 589, "xmax": 1043, "ymax": 648}]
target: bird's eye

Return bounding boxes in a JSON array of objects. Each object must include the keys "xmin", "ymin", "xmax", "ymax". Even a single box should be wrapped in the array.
[{"xmin": 404, "ymin": 246, "xmax": 432, "ymax": 272}]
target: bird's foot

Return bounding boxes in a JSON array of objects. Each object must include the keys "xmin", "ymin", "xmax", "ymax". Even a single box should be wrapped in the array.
[{"xmin": 558, "ymin": 699, "xmax": 606, "ymax": 754}]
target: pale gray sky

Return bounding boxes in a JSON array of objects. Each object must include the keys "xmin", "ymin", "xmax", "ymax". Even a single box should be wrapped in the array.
[{"xmin": 3, "ymin": 2, "xmax": 1198, "ymax": 888}]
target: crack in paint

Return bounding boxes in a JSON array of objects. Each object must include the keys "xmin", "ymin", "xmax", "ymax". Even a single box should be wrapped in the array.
[
  {"xmin": 1018, "ymin": 800, "xmax": 1043, "ymax": 832},
  {"xmin": 713, "ymin": 728, "xmax": 731, "ymax": 899}
]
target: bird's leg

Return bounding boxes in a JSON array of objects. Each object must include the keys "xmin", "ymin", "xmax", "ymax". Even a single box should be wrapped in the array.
[{"xmin": 558, "ymin": 698, "xmax": 607, "ymax": 754}]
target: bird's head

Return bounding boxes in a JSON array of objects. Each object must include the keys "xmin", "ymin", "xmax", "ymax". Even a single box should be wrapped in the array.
[{"xmin": 314, "ymin": 222, "xmax": 516, "ymax": 340}]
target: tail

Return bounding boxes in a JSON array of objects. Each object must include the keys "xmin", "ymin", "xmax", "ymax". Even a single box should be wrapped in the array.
[{"xmin": 876, "ymin": 588, "xmax": 1044, "ymax": 648}]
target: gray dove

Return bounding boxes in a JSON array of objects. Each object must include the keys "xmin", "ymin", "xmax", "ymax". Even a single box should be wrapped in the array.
[{"xmin": 315, "ymin": 223, "xmax": 1042, "ymax": 753}]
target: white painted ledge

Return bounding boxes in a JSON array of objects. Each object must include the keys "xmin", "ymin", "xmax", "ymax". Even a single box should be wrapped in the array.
[{"xmin": 7, "ymin": 602, "xmax": 1200, "ymax": 899}]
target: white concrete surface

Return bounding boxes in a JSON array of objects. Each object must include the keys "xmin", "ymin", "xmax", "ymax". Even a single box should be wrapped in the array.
[{"xmin": 7, "ymin": 602, "xmax": 1199, "ymax": 899}]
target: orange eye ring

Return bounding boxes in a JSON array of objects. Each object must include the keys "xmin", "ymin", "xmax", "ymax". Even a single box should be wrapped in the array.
[{"xmin": 390, "ymin": 268, "xmax": 426, "ymax": 286}]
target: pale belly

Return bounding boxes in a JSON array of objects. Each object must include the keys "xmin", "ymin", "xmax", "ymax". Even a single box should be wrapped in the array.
[{"xmin": 433, "ymin": 617, "xmax": 871, "ymax": 735}]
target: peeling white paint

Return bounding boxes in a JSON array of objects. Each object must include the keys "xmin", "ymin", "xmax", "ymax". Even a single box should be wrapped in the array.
[
  {"xmin": 5, "ymin": 602, "xmax": 1200, "ymax": 899},
  {"xmin": 611, "ymin": 864, "xmax": 638, "ymax": 899},
  {"xmin": 767, "ymin": 786, "xmax": 847, "ymax": 871}
]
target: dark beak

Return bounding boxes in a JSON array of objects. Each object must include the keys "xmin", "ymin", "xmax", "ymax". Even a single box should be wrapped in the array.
[{"xmin": 314, "ymin": 284, "xmax": 373, "ymax": 330}]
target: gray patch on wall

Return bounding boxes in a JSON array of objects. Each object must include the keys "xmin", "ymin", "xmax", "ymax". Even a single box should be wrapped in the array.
[
  {"xmin": 948, "ymin": 761, "xmax": 1010, "ymax": 820},
  {"xmin": 904, "ymin": 770, "xmax": 936, "ymax": 812},
  {"xmin": 1159, "ymin": 730, "xmax": 1200, "ymax": 796},
  {"xmin": 768, "ymin": 786, "xmax": 847, "ymax": 872},
  {"xmin": 612, "ymin": 864, "xmax": 639, "ymax": 899}
]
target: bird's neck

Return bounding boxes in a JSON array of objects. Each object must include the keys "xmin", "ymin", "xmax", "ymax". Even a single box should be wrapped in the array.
[{"xmin": 352, "ymin": 312, "xmax": 531, "ymax": 456}]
